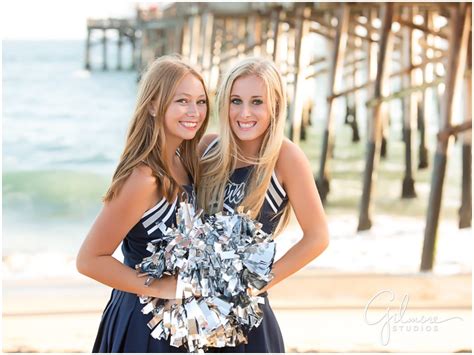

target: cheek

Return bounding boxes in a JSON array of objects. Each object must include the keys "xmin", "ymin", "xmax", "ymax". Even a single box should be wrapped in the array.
[
  {"xmin": 163, "ymin": 115, "xmax": 173, "ymax": 131},
  {"xmin": 163, "ymin": 107, "xmax": 182, "ymax": 130},
  {"xmin": 198, "ymin": 105, "xmax": 207, "ymax": 118},
  {"xmin": 260, "ymin": 119, "xmax": 271, "ymax": 132},
  {"xmin": 164, "ymin": 105, "xmax": 180, "ymax": 120},
  {"xmin": 229, "ymin": 106, "xmax": 239, "ymax": 120},
  {"xmin": 257, "ymin": 107, "xmax": 271, "ymax": 123}
]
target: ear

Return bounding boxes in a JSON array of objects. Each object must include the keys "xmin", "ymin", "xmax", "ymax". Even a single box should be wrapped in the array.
[{"xmin": 147, "ymin": 101, "xmax": 156, "ymax": 117}]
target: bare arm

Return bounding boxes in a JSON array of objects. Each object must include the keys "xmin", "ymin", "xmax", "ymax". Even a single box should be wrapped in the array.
[
  {"xmin": 76, "ymin": 165, "xmax": 177, "ymax": 299},
  {"xmin": 263, "ymin": 140, "xmax": 329, "ymax": 292}
]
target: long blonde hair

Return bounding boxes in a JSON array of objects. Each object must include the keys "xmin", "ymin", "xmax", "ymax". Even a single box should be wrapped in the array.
[
  {"xmin": 104, "ymin": 55, "xmax": 209, "ymax": 202},
  {"xmin": 198, "ymin": 57, "xmax": 291, "ymax": 235}
]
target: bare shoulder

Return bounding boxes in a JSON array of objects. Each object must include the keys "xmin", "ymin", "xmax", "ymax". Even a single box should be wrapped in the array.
[
  {"xmin": 198, "ymin": 133, "xmax": 219, "ymax": 157},
  {"xmin": 276, "ymin": 138, "xmax": 311, "ymax": 178},
  {"xmin": 129, "ymin": 164, "xmax": 156, "ymax": 187},
  {"xmin": 117, "ymin": 164, "xmax": 159, "ymax": 206},
  {"xmin": 279, "ymin": 138, "xmax": 307, "ymax": 160}
]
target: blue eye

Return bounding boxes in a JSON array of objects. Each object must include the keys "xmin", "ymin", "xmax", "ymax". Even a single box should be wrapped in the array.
[
  {"xmin": 231, "ymin": 98, "xmax": 242, "ymax": 105},
  {"xmin": 252, "ymin": 99, "xmax": 263, "ymax": 105}
]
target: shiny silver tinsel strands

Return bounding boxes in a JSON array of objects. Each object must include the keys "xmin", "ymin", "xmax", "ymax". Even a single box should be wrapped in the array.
[{"xmin": 136, "ymin": 202, "xmax": 276, "ymax": 352}]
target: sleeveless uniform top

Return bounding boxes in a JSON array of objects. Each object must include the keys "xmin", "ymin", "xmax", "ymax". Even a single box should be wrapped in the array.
[
  {"xmin": 202, "ymin": 137, "xmax": 286, "ymax": 353},
  {"xmin": 203, "ymin": 137, "xmax": 289, "ymax": 235},
  {"xmin": 93, "ymin": 180, "xmax": 195, "ymax": 353},
  {"xmin": 121, "ymin": 185, "xmax": 196, "ymax": 268}
]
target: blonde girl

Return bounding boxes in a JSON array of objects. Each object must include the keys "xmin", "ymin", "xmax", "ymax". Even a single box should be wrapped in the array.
[
  {"xmin": 77, "ymin": 55, "xmax": 209, "ymax": 353},
  {"xmin": 198, "ymin": 57, "xmax": 329, "ymax": 352}
]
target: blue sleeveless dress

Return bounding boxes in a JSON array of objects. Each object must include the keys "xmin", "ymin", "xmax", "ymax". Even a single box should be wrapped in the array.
[
  {"xmin": 203, "ymin": 139, "xmax": 288, "ymax": 353},
  {"xmin": 92, "ymin": 185, "xmax": 195, "ymax": 353}
]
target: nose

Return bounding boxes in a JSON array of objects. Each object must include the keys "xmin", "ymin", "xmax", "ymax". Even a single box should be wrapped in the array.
[
  {"xmin": 239, "ymin": 103, "xmax": 251, "ymax": 118},
  {"xmin": 187, "ymin": 102, "xmax": 199, "ymax": 117}
]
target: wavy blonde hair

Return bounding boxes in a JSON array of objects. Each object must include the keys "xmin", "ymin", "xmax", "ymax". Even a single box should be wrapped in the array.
[
  {"xmin": 104, "ymin": 55, "xmax": 209, "ymax": 203},
  {"xmin": 198, "ymin": 57, "xmax": 291, "ymax": 235}
]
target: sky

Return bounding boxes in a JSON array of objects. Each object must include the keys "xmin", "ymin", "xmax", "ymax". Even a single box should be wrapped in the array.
[{"xmin": 1, "ymin": 0, "xmax": 140, "ymax": 40}]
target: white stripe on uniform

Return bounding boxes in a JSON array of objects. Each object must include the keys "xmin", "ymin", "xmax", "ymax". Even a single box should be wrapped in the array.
[
  {"xmin": 271, "ymin": 171, "xmax": 286, "ymax": 197},
  {"xmin": 265, "ymin": 193, "xmax": 278, "ymax": 213}
]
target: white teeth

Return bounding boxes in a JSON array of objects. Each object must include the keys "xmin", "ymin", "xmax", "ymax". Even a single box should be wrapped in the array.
[
  {"xmin": 180, "ymin": 122, "xmax": 197, "ymax": 128},
  {"xmin": 238, "ymin": 121, "xmax": 256, "ymax": 128}
]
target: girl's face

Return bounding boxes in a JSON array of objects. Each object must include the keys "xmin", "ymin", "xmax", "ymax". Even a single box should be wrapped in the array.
[
  {"xmin": 162, "ymin": 73, "xmax": 207, "ymax": 142},
  {"xmin": 229, "ymin": 75, "xmax": 271, "ymax": 144}
]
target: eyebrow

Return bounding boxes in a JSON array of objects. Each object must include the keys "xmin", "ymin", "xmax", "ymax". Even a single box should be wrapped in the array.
[
  {"xmin": 174, "ymin": 93, "xmax": 206, "ymax": 98},
  {"xmin": 230, "ymin": 94, "xmax": 263, "ymax": 98}
]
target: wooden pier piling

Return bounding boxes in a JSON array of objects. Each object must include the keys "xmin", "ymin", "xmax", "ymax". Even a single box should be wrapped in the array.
[
  {"xmin": 418, "ymin": 9, "xmax": 434, "ymax": 170},
  {"xmin": 459, "ymin": 33, "xmax": 472, "ymax": 229},
  {"xmin": 102, "ymin": 29, "xmax": 108, "ymax": 71},
  {"xmin": 316, "ymin": 3, "xmax": 350, "ymax": 203},
  {"xmin": 358, "ymin": 3, "xmax": 395, "ymax": 231},
  {"xmin": 290, "ymin": 4, "xmax": 311, "ymax": 145},
  {"xmin": 421, "ymin": 3, "xmax": 471, "ymax": 271},
  {"xmin": 85, "ymin": 29, "xmax": 91, "ymax": 70},
  {"xmin": 401, "ymin": 6, "xmax": 417, "ymax": 198}
]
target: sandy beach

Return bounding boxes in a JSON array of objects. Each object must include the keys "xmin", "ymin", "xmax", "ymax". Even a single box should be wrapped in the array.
[
  {"xmin": 3, "ymin": 270, "xmax": 471, "ymax": 353},
  {"xmin": 3, "ymin": 214, "xmax": 472, "ymax": 353}
]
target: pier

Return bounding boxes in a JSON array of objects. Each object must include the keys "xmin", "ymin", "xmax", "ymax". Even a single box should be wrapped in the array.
[
  {"xmin": 85, "ymin": 18, "xmax": 137, "ymax": 70},
  {"xmin": 85, "ymin": 3, "xmax": 472, "ymax": 271}
]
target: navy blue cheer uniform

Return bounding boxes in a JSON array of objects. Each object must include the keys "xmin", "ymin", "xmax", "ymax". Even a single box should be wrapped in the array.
[
  {"xmin": 203, "ymin": 138, "xmax": 288, "ymax": 353},
  {"xmin": 92, "ymin": 185, "xmax": 195, "ymax": 353}
]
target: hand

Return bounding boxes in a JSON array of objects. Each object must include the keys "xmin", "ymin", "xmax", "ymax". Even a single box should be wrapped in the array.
[
  {"xmin": 247, "ymin": 286, "xmax": 265, "ymax": 297},
  {"xmin": 148, "ymin": 275, "xmax": 178, "ymax": 299}
]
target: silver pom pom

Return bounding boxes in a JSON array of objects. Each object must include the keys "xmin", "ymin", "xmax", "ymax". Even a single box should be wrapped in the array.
[{"xmin": 136, "ymin": 202, "xmax": 275, "ymax": 352}]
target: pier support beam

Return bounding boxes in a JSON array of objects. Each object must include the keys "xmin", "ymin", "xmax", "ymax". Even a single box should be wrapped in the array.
[
  {"xmin": 421, "ymin": 3, "xmax": 471, "ymax": 271},
  {"xmin": 290, "ymin": 4, "xmax": 311, "ymax": 145},
  {"xmin": 365, "ymin": 7, "xmax": 378, "ymax": 141},
  {"xmin": 316, "ymin": 3, "xmax": 350, "ymax": 202},
  {"xmin": 131, "ymin": 36, "xmax": 137, "ymax": 71},
  {"xmin": 358, "ymin": 3, "xmax": 395, "ymax": 231},
  {"xmin": 418, "ymin": 97, "xmax": 429, "ymax": 169},
  {"xmin": 271, "ymin": 8, "xmax": 281, "ymax": 64},
  {"xmin": 253, "ymin": 16, "xmax": 263, "ymax": 57},
  {"xmin": 345, "ymin": 41, "xmax": 361, "ymax": 143},
  {"xmin": 117, "ymin": 30, "xmax": 123, "ymax": 70},
  {"xmin": 198, "ymin": 12, "xmax": 209, "ymax": 66},
  {"xmin": 189, "ymin": 14, "xmax": 201, "ymax": 66},
  {"xmin": 401, "ymin": 7, "xmax": 417, "ymax": 198},
  {"xmin": 102, "ymin": 29, "xmax": 108, "ymax": 71},
  {"xmin": 243, "ymin": 14, "xmax": 263, "ymax": 57},
  {"xmin": 380, "ymin": 121, "xmax": 388, "ymax": 159},
  {"xmin": 85, "ymin": 29, "xmax": 91, "ymax": 70},
  {"xmin": 419, "ymin": 10, "xmax": 434, "ymax": 169},
  {"xmin": 175, "ymin": 19, "xmax": 185, "ymax": 54},
  {"xmin": 200, "ymin": 12, "xmax": 214, "ymax": 84},
  {"xmin": 459, "ymin": 33, "xmax": 472, "ymax": 229},
  {"xmin": 459, "ymin": 131, "xmax": 472, "ymax": 229}
]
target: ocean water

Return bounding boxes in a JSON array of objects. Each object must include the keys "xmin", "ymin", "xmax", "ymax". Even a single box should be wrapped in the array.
[{"xmin": 3, "ymin": 40, "xmax": 138, "ymax": 256}]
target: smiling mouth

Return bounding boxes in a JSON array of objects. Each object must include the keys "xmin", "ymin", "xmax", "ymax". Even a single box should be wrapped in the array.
[
  {"xmin": 238, "ymin": 121, "xmax": 257, "ymax": 129},
  {"xmin": 180, "ymin": 121, "xmax": 198, "ymax": 129}
]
